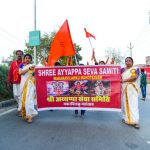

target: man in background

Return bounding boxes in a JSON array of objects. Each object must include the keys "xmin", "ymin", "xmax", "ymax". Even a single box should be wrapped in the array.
[
  {"xmin": 140, "ymin": 68, "xmax": 147, "ymax": 100},
  {"xmin": 7, "ymin": 50, "xmax": 24, "ymax": 116}
]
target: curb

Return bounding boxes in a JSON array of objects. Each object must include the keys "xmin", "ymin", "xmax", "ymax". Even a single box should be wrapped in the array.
[{"xmin": 0, "ymin": 99, "xmax": 17, "ymax": 108}]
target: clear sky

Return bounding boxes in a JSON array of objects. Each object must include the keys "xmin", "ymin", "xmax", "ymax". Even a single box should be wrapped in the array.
[{"xmin": 0, "ymin": 0, "xmax": 150, "ymax": 65}]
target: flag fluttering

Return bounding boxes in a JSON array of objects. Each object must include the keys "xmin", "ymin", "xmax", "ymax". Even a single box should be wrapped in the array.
[
  {"xmin": 84, "ymin": 28, "xmax": 96, "ymax": 40},
  {"xmin": 48, "ymin": 20, "xmax": 75, "ymax": 66}
]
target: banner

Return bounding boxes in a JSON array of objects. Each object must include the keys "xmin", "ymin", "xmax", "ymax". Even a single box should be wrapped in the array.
[{"xmin": 35, "ymin": 65, "xmax": 121, "ymax": 111}]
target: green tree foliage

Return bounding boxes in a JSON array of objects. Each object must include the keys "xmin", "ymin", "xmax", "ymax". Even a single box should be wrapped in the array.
[
  {"xmin": 6, "ymin": 51, "xmax": 17, "ymax": 64},
  {"xmin": 0, "ymin": 65, "xmax": 13, "ymax": 100},
  {"xmin": 24, "ymin": 31, "xmax": 56, "ymax": 65},
  {"xmin": 25, "ymin": 31, "xmax": 83, "ymax": 65},
  {"xmin": 6, "ymin": 31, "xmax": 83, "ymax": 66},
  {"xmin": 105, "ymin": 48, "xmax": 125, "ymax": 65}
]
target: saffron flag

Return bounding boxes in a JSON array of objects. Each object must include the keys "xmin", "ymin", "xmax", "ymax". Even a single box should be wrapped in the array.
[
  {"xmin": 84, "ymin": 28, "xmax": 96, "ymax": 40},
  {"xmin": 48, "ymin": 20, "xmax": 75, "ymax": 66}
]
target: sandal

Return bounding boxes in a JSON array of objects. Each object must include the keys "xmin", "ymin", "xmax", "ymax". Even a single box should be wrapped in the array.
[
  {"xmin": 27, "ymin": 117, "xmax": 32, "ymax": 123},
  {"xmin": 122, "ymin": 119, "xmax": 126, "ymax": 124},
  {"xmin": 132, "ymin": 124, "xmax": 140, "ymax": 129},
  {"xmin": 18, "ymin": 111, "xmax": 22, "ymax": 117}
]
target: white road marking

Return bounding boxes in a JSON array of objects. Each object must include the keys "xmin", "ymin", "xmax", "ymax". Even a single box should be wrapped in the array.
[
  {"xmin": 0, "ymin": 108, "xmax": 17, "ymax": 117},
  {"xmin": 146, "ymin": 141, "xmax": 150, "ymax": 144}
]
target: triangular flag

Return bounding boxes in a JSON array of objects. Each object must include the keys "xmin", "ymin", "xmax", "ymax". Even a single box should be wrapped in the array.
[
  {"xmin": 48, "ymin": 20, "xmax": 75, "ymax": 66},
  {"xmin": 84, "ymin": 28, "xmax": 96, "ymax": 40}
]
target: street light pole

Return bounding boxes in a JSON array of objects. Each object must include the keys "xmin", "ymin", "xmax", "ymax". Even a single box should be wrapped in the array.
[
  {"xmin": 34, "ymin": 0, "xmax": 37, "ymax": 65},
  {"xmin": 127, "ymin": 42, "xmax": 134, "ymax": 58}
]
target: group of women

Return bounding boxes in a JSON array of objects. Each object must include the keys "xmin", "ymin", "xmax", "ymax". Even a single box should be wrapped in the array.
[{"xmin": 18, "ymin": 54, "xmax": 140, "ymax": 128}]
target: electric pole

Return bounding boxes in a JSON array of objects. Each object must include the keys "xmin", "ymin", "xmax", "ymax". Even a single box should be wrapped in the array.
[
  {"xmin": 34, "ymin": 0, "xmax": 37, "ymax": 65},
  {"xmin": 127, "ymin": 42, "xmax": 134, "ymax": 58}
]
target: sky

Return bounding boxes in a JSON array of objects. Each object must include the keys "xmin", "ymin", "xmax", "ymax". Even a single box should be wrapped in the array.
[{"xmin": 0, "ymin": 0, "xmax": 150, "ymax": 65}]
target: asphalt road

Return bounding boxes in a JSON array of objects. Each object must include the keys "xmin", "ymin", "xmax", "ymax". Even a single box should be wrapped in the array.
[{"xmin": 0, "ymin": 97, "xmax": 150, "ymax": 150}]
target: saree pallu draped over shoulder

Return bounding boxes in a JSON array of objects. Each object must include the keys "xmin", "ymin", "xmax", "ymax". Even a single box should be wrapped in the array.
[
  {"xmin": 21, "ymin": 66, "xmax": 38, "ymax": 120},
  {"xmin": 121, "ymin": 67, "xmax": 139, "ymax": 125}
]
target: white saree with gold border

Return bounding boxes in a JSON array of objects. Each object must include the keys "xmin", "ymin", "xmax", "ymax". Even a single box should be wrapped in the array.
[
  {"xmin": 20, "ymin": 64, "xmax": 38, "ymax": 119},
  {"xmin": 121, "ymin": 67, "xmax": 139, "ymax": 124}
]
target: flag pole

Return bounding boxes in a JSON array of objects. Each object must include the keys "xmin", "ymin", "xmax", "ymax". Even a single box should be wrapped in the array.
[
  {"xmin": 88, "ymin": 38, "xmax": 93, "ymax": 49},
  {"xmin": 87, "ymin": 38, "xmax": 94, "ymax": 65},
  {"xmin": 75, "ymin": 52, "xmax": 79, "ymax": 65},
  {"xmin": 33, "ymin": 0, "xmax": 37, "ymax": 65}
]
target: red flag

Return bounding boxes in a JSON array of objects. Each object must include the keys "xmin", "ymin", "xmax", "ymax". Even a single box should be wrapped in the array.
[
  {"xmin": 48, "ymin": 20, "xmax": 75, "ymax": 66},
  {"xmin": 84, "ymin": 28, "xmax": 96, "ymax": 40}
]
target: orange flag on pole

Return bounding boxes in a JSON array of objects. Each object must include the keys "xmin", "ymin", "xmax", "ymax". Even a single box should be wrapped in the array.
[
  {"xmin": 48, "ymin": 20, "xmax": 75, "ymax": 66},
  {"xmin": 84, "ymin": 28, "xmax": 96, "ymax": 40}
]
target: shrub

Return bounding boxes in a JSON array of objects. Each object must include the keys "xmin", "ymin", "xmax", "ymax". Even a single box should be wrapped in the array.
[{"xmin": 0, "ymin": 64, "xmax": 13, "ymax": 101}]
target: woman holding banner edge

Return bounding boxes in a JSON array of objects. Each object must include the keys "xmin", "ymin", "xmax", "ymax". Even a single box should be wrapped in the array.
[
  {"xmin": 121, "ymin": 57, "xmax": 140, "ymax": 129},
  {"xmin": 19, "ymin": 54, "xmax": 38, "ymax": 123}
]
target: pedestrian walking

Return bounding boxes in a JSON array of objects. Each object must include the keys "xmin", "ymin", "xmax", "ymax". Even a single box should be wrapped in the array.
[
  {"xmin": 121, "ymin": 57, "xmax": 140, "ymax": 129},
  {"xmin": 7, "ymin": 50, "xmax": 24, "ymax": 116},
  {"xmin": 140, "ymin": 68, "xmax": 147, "ymax": 100},
  {"xmin": 19, "ymin": 54, "xmax": 38, "ymax": 123}
]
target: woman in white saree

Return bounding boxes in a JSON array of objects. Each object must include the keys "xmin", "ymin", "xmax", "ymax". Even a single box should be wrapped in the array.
[
  {"xmin": 121, "ymin": 57, "xmax": 140, "ymax": 129},
  {"xmin": 19, "ymin": 54, "xmax": 38, "ymax": 123}
]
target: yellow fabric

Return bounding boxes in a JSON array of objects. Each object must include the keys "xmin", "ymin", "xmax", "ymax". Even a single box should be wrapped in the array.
[
  {"xmin": 22, "ymin": 70, "xmax": 35, "ymax": 119},
  {"xmin": 122, "ymin": 67, "xmax": 139, "ymax": 125},
  {"xmin": 125, "ymin": 86, "xmax": 131, "ymax": 124},
  {"xmin": 124, "ymin": 82, "xmax": 138, "ymax": 124}
]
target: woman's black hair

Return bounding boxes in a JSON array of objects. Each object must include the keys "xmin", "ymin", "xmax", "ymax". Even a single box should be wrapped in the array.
[
  {"xmin": 55, "ymin": 62, "xmax": 61, "ymax": 66},
  {"xmin": 125, "ymin": 57, "xmax": 134, "ymax": 64},
  {"xmin": 24, "ymin": 54, "xmax": 32, "ymax": 61},
  {"xmin": 100, "ymin": 61, "xmax": 105, "ymax": 64},
  {"xmin": 79, "ymin": 63, "xmax": 84, "ymax": 66}
]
